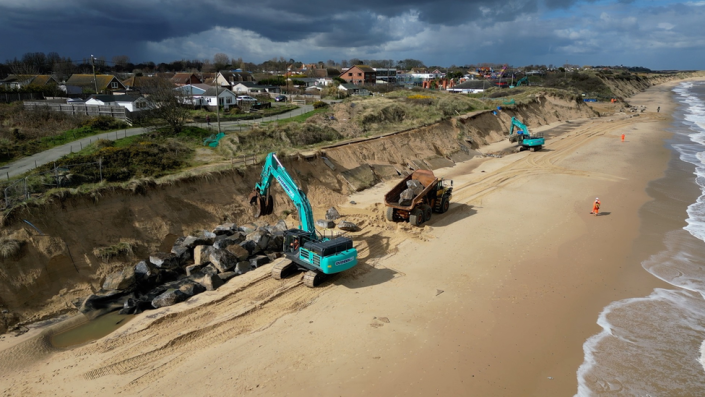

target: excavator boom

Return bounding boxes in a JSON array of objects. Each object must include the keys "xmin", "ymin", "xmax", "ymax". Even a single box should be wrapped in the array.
[{"xmin": 249, "ymin": 153, "xmax": 315, "ymax": 234}]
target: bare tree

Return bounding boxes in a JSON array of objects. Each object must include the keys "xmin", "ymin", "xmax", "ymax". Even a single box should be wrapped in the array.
[
  {"xmin": 201, "ymin": 60, "xmax": 215, "ymax": 73},
  {"xmin": 142, "ymin": 77, "xmax": 189, "ymax": 134},
  {"xmin": 112, "ymin": 55, "xmax": 130, "ymax": 67},
  {"xmin": 213, "ymin": 53, "xmax": 229, "ymax": 71}
]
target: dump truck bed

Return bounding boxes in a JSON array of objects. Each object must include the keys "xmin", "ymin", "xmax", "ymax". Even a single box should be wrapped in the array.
[{"xmin": 384, "ymin": 170, "xmax": 439, "ymax": 211}]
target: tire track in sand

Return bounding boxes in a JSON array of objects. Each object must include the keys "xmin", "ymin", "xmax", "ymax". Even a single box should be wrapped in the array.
[{"xmin": 452, "ymin": 116, "xmax": 652, "ymax": 205}]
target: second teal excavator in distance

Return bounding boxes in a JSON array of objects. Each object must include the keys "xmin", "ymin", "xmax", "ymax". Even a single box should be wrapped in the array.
[
  {"xmin": 249, "ymin": 153, "xmax": 358, "ymax": 287},
  {"xmin": 508, "ymin": 117, "xmax": 544, "ymax": 151}
]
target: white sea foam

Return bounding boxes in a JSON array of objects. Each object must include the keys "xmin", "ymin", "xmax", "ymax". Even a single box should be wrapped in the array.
[{"xmin": 576, "ymin": 81, "xmax": 705, "ymax": 396}]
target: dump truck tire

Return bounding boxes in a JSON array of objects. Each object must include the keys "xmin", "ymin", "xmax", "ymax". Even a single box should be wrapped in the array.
[
  {"xmin": 385, "ymin": 207, "xmax": 395, "ymax": 222},
  {"xmin": 441, "ymin": 197, "xmax": 450, "ymax": 213}
]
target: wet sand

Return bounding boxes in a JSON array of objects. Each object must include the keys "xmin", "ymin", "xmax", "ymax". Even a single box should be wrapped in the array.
[{"xmin": 0, "ymin": 81, "xmax": 696, "ymax": 396}]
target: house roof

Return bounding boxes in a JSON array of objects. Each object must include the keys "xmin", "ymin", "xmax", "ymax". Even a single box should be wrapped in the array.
[
  {"xmin": 29, "ymin": 75, "xmax": 58, "ymax": 86},
  {"xmin": 171, "ymin": 73, "xmax": 201, "ymax": 85},
  {"xmin": 354, "ymin": 65, "xmax": 375, "ymax": 73},
  {"xmin": 218, "ymin": 71, "xmax": 254, "ymax": 82},
  {"xmin": 175, "ymin": 85, "xmax": 207, "ymax": 94},
  {"xmin": 122, "ymin": 75, "xmax": 151, "ymax": 88},
  {"xmin": 87, "ymin": 94, "xmax": 143, "ymax": 103},
  {"xmin": 66, "ymin": 74, "xmax": 125, "ymax": 90},
  {"xmin": 202, "ymin": 87, "xmax": 236, "ymax": 96},
  {"xmin": 192, "ymin": 84, "xmax": 213, "ymax": 91},
  {"xmin": 233, "ymin": 81, "xmax": 259, "ymax": 87},
  {"xmin": 339, "ymin": 83, "xmax": 357, "ymax": 90}
]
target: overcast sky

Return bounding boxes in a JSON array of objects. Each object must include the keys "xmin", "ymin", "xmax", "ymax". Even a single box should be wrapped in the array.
[{"xmin": 0, "ymin": 0, "xmax": 703, "ymax": 69}]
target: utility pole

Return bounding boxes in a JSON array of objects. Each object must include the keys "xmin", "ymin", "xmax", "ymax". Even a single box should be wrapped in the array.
[
  {"xmin": 91, "ymin": 55, "xmax": 99, "ymax": 94},
  {"xmin": 215, "ymin": 71, "xmax": 221, "ymax": 134}
]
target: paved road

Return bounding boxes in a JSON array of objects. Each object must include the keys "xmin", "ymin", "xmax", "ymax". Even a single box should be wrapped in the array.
[{"xmin": 3, "ymin": 104, "xmax": 314, "ymax": 178}]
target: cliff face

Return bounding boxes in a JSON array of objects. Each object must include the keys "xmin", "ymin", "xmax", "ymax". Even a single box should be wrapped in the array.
[
  {"xmin": 600, "ymin": 72, "xmax": 705, "ymax": 98},
  {"xmin": 0, "ymin": 74, "xmax": 696, "ymax": 331}
]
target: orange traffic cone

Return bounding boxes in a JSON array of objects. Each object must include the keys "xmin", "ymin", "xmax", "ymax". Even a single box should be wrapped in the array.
[{"xmin": 621, "ymin": 134, "xmax": 625, "ymax": 142}]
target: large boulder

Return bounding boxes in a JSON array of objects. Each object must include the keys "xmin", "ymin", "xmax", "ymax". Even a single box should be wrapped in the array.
[
  {"xmin": 170, "ymin": 245, "xmax": 192, "ymax": 263},
  {"xmin": 209, "ymin": 249, "xmax": 238, "ymax": 273},
  {"xmin": 119, "ymin": 298, "xmax": 137, "ymax": 315},
  {"xmin": 266, "ymin": 235, "xmax": 285, "ymax": 252},
  {"xmin": 194, "ymin": 245, "xmax": 215, "ymax": 266},
  {"xmin": 326, "ymin": 207, "xmax": 340, "ymax": 221},
  {"xmin": 239, "ymin": 240, "xmax": 258, "ymax": 256},
  {"xmin": 246, "ymin": 229, "xmax": 271, "ymax": 252},
  {"xmin": 181, "ymin": 231, "xmax": 217, "ymax": 248},
  {"xmin": 151, "ymin": 289, "xmax": 188, "ymax": 309},
  {"xmin": 249, "ymin": 255, "xmax": 270, "ymax": 269},
  {"xmin": 213, "ymin": 233, "xmax": 245, "ymax": 250},
  {"xmin": 134, "ymin": 261, "xmax": 161, "ymax": 289},
  {"xmin": 192, "ymin": 273, "xmax": 224, "ymax": 291},
  {"xmin": 316, "ymin": 219, "xmax": 335, "ymax": 229},
  {"xmin": 234, "ymin": 261, "xmax": 251, "ymax": 275},
  {"xmin": 238, "ymin": 223, "xmax": 258, "ymax": 235},
  {"xmin": 225, "ymin": 244, "xmax": 250, "ymax": 261},
  {"xmin": 201, "ymin": 264, "xmax": 219, "ymax": 276},
  {"xmin": 337, "ymin": 221, "xmax": 360, "ymax": 232},
  {"xmin": 218, "ymin": 271, "xmax": 238, "ymax": 283},
  {"xmin": 102, "ymin": 267, "xmax": 135, "ymax": 291},
  {"xmin": 185, "ymin": 264, "xmax": 204, "ymax": 276},
  {"xmin": 149, "ymin": 252, "xmax": 180, "ymax": 269},
  {"xmin": 213, "ymin": 223, "xmax": 238, "ymax": 236},
  {"xmin": 80, "ymin": 290, "xmax": 132, "ymax": 319},
  {"xmin": 266, "ymin": 252, "xmax": 283, "ymax": 261},
  {"xmin": 179, "ymin": 282, "xmax": 206, "ymax": 297},
  {"xmin": 269, "ymin": 220, "xmax": 288, "ymax": 233}
]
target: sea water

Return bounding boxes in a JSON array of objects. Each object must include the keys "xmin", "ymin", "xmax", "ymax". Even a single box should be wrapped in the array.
[{"xmin": 576, "ymin": 81, "xmax": 705, "ymax": 396}]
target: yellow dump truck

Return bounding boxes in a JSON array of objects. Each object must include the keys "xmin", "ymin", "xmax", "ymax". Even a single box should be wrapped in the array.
[{"xmin": 383, "ymin": 170, "xmax": 453, "ymax": 226}]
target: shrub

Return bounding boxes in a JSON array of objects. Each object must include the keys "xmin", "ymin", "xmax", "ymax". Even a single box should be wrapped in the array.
[
  {"xmin": 437, "ymin": 97, "xmax": 472, "ymax": 116},
  {"xmin": 313, "ymin": 101, "xmax": 329, "ymax": 109},
  {"xmin": 82, "ymin": 116, "xmax": 128, "ymax": 131},
  {"xmin": 92, "ymin": 242, "xmax": 134, "ymax": 261},
  {"xmin": 44, "ymin": 140, "xmax": 192, "ymax": 182},
  {"xmin": 94, "ymin": 139, "xmax": 115, "ymax": 149},
  {"xmin": 282, "ymin": 124, "xmax": 342, "ymax": 146},
  {"xmin": 0, "ymin": 238, "xmax": 21, "ymax": 259}
]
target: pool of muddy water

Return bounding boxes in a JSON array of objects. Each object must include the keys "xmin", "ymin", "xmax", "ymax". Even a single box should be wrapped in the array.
[{"xmin": 51, "ymin": 311, "xmax": 134, "ymax": 349}]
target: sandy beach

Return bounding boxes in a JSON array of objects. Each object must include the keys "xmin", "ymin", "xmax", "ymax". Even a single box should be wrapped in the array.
[{"xmin": 0, "ymin": 81, "xmax": 699, "ymax": 396}]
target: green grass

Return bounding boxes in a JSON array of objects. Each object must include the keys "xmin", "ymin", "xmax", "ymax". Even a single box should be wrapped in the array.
[
  {"xmin": 270, "ymin": 107, "xmax": 328, "ymax": 125},
  {"xmin": 188, "ymin": 105, "xmax": 298, "ymax": 122},
  {"xmin": 0, "ymin": 124, "xmax": 130, "ymax": 166}
]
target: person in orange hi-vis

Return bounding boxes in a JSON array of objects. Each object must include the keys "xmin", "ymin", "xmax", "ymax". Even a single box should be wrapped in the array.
[{"xmin": 591, "ymin": 198, "xmax": 601, "ymax": 216}]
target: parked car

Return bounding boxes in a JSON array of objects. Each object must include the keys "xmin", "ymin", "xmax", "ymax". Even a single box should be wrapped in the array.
[
  {"xmin": 237, "ymin": 95, "xmax": 257, "ymax": 102},
  {"xmin": 274, "ymin": 95, "xmax": 287, "ymax": 102}
]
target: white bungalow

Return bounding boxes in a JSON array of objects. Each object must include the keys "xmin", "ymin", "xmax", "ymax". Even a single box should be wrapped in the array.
[{"xmin": 84, "ymin": 94, "xmax": 149, "ymax": 111}]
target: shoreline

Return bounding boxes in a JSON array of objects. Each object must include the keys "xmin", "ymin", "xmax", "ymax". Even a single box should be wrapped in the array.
[{"xmin": 0, "ymin": 79, "xmax": 701, "ymax": 396}]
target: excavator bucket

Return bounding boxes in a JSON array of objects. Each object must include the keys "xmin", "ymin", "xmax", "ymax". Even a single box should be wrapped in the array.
[{"xmin": 248, "ymin": 190, "xmax": 274, "ymax": 218}]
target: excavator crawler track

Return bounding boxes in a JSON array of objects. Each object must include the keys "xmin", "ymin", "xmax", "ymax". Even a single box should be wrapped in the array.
[
  {"xmin": 303, "ymin": 270, "xmax": 323, "ymax": 288},
  {"xmin": 271, "ymin": 258, "xmax": 296, "ymax": 280}
]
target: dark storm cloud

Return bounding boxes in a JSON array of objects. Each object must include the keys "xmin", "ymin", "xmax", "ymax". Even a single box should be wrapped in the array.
[{"xmin": 0, "ymin": 0, "xmax": 588, "ymax": 60}]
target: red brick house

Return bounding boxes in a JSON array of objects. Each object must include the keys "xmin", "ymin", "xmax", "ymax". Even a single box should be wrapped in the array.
[{"xmin": 339, "ymin": 65, "xmax": 376, "ymax": 85}]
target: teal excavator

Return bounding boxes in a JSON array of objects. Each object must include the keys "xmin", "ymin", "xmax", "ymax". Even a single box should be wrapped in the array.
[
  {"xmin": 508, "ymin": 117, "xmax": 544, "ymax": 151},
  {"xmin": 510, "ymin": 76, "xmax": 528, "ymax": 88},
  {"xmin": 249, "ymin": 153, "xmax": 358, "ymax": 287}
]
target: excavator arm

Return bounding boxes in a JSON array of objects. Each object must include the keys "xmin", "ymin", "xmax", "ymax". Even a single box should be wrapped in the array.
[
  {"xmin": 249, "ymin": 153, "xmax": 316, "ymax": 234},
  {"xmin": 509, "ymin": 117, "xmax": 529, "ymax": 137}
]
